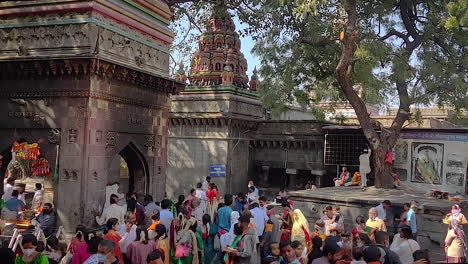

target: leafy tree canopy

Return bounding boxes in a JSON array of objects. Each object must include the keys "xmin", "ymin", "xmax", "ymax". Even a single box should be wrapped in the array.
[{"xmin": 167, "ymin": 0, "xmax": 468, "ymax": 186}]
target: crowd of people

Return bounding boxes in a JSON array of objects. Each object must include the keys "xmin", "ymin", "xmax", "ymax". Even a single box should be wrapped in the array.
[{"xmin": 1, "ymin": 176, "xmax": 467, "ymax": 264}]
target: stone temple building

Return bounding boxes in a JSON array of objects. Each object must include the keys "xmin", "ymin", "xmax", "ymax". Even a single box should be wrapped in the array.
[
  {"xmin": 0, "ymin": 0, "xmax": 183, "ymax": 230},
  {"xmin": 168, "ymin": 4, "xmax": 264, "ymax": 196}
]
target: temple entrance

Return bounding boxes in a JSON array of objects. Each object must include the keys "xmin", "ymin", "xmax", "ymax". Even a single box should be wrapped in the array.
[{"xmin": 113, "ymin": 143, "xmax": 149, "ymax": 195}]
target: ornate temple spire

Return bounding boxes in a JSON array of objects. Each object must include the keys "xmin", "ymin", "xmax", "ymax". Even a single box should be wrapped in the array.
[
  {"xmin": 249, "ymin": 66, "xmax": 260, "ymax": 91},
  {"xmin": 188, "ymin": 2, "xmax": 249, "ymax": 90}
]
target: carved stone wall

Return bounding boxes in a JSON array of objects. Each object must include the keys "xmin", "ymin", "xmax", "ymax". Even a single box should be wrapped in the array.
[{"xmin": 0, "ymin": 12, "xmax": 170, "ymax": 77}]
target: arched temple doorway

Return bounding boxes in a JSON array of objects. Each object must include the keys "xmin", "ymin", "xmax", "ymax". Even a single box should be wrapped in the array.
[{"xmin": 111, "ymin": 143, "xmax": 149, "ymax": 195}]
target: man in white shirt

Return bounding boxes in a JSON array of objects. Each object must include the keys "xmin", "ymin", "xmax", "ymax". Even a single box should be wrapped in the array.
[
  {"xmin": 2, "ymin": 177, "xmax": 15, "ymax": 201},
  {"xmin": 248, "ymin": 181, "xmax": 259, "ymax": 197},
  {"xmin": 195, "ymin": 182, "xmax": 207, "ymax": 213},
  {"xmin": 159, "ymin": 199, "xmax": 174, "ymax": 232},
  {"xmin": 202, "ymin": 176, "xmax": 211, "ymax": 191},
  {"xmin": 250, "ymin": 202, "xmax": 269, "ymax": 238},
  {"xmin": 16, "ymin": 185, "xmax": 26, "ymax": 205},
  {"xmin": 32, "ymin": 183, "xmax": 44, "ymax": 210},
  {"xmin": 96, "ymin": 194, "xmax": 126, "ymax": 225},
  {"xmin": 376, "ymin": 200, "xmax": 391, "ymax": 222},
  {"xmin": 359, "ymin": 149, "xmax": 371, "ymax": 187}
]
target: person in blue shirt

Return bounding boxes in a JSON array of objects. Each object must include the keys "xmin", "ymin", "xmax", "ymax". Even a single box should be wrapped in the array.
[
  {"xmin": 405, "ymin": 202, "xmax": 418, "ymax": 240},
  {"xmin": 234, "ymin": 192, "xmax": 246, "ymax": 214},
  {"xmin": 4, "ymin": 189, "xmax": 25, "ymax": 220},
  {"xmin": 217, "ymin": 194, "xmax": 233, "ymax": 232}
]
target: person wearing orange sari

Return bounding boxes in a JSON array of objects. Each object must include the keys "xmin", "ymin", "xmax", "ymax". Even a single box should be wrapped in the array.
[
  {"xmin": 206, "ymin": 183, "xmax": 219, "ymax": 220},
  {"xmin": 103, "ymin": 218, "xmax": 124, "ymax": 264}
]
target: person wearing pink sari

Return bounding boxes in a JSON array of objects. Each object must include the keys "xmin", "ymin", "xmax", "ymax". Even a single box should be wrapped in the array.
[{"xmin": 71, "ymin": 236, "xmax": 102, "ymax": 264}]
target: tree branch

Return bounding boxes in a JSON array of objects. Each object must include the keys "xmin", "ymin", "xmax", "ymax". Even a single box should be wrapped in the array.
[
  {"xmin": 165, "ymin": 0, "xmax": 199, "ymax": 6},
  {"xmin": 335, "ymin": 0, "xmax": 380, "ymax": 150},
  {"xmin": 379, "ymin": 29, "xmax": 409, "ymax": 43}
]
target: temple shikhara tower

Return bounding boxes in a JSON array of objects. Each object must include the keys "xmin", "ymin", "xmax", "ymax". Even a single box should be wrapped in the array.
[{"xmin": 168, "ymin": 3, "xmax": 263, "ymax": 196}]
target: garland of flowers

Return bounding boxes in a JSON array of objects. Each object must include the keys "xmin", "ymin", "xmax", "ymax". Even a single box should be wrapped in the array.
[{"xmin": 11, "ymin": 141, "xmax": 50, "ymax": 177}]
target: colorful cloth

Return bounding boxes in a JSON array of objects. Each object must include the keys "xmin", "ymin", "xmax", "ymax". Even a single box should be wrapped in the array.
[
  {"xmin": 446, "ymin": 256, "xmax": 466, "ymax": 263},
  {"xmin": 127, "ymin": 240, "xmax": 156, "ymax": 264},
  {"xmin": 224, "ymin": 235, "xmax": 242, "ymax": 264},
  {"xmin": 15, "ymin": 253, "xmax": 49, "ymax": 264},
  {"xmin": 71, "ymin": 243, "xmax": 91, "ymax": 264},
  {"xmin": 103, "ymin": 231, "xmax": 124, "ymax": 264},
  {"xmin": 155, "ymin": 236, "xmax": 170, "ymax": 264}
]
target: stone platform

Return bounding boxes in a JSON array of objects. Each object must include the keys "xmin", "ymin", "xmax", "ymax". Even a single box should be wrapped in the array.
[{"xmin": 289, "ymin": 186, "xmax": 467, "ymax": 259}]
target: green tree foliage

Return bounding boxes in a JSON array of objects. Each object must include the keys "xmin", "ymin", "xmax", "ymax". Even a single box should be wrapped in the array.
[{"xmin": 168, "ymin": 0, "xmax": 467, "ymax": 187}]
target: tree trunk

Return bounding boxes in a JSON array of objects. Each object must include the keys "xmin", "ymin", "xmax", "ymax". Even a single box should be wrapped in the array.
[{"xmin": 373, "ymin": 144, "xmax": 394, "ymax": 188}]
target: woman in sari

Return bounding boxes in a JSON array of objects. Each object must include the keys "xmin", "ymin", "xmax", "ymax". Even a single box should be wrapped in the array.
[
  {"xmin": 444, "ymin": 204, "xmax": 468, "ymax": 263},
  {"xmin": 154, "ymin": 224, "xmax": 170, "ymax": 264},
  {"xmin": 176, "ymin": 218, "xmax": 199, "ymax": 264},
  {"xmin": 223, "ymin": 223, "xmax": 243, "ymax": 264},
  {"xmin": 206, "ymin": 183, "xmax": 219, "ymax": 220},
  {"xmin": 280, "ymin": 201, "xmax": 293, "ymax": 241},
  {"xmin": 102, "ymin": 218, "xmax": 124, "ymax": 264},
  {"xmin": 169, "ymin": 214, "xmax": 184, "ymax": 264},
  {"xmin": 200, "ymin": 214, "xmax": 220, "ymax": 264},
  {"xmin": 291, "ymin": 209, "xmax": 312, "ymax": 254}
]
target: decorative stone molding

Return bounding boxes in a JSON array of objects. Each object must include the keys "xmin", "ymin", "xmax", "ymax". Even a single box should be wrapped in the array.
[
  {"xmin": 106, "ymin": 131, "xmax": 117, "ymax": 147},
  {"xmin": 0, "ymin": 60, "xmax": 184, "ymax": 96},
  {"xmin": 0, "ymin": 24, "xmax": 92, "ymax": 53},
  {"xmin": 68, "ymin": 129, "xmax": 78, "ymax": 143},
  {"xmin": 169, "ymin": 117, "xmax": 257, "ymax": 130},
  {"xmin": 254, "ymin": 139, "xmax": 322, "ymax": 150},
  {"xmin": 0, "ymin": 20, "xmax": 170, "ymax": 75},
  {"xmin": 48, "ymin": 129, "xmax": 61, "ymax": 144}
]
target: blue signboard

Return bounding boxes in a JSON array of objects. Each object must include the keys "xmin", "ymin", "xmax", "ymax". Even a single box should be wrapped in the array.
[{"xmin": 210, "ymin": 164, "xmax": 226, "ymax": 177}]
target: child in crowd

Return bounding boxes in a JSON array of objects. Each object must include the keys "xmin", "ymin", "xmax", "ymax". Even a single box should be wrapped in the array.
[
  {"xmin": 264, "ymin": 242, "xmax": 281, "ymax": 263},
  {"xmin": 291, "ymin": 240, "xmax": 306, "ymax": 264},
  {"xmin": 339, "ymin": 231, "xmax": 353, "ymax": 258},
  {"xmin": 279, "ymin": 240, "xmax": 301, "ymax": 264},
  {"xmin": 350, "ymin": 248, "xmax": 366, "ymax": 264}
]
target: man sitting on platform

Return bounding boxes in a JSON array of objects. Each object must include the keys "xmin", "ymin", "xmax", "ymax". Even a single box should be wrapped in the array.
[
  {"xmin": 33, "ymin": 202, "xmax": 57, "ymax": 237},
  {"xmin": 334, "ymin": 167, "xmax": 352, "ymax": 187}
]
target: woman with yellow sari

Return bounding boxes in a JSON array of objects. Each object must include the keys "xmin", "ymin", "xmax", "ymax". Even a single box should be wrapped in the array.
[{"xmin": 291, "ymin": 209, "xmax": 312, "ymax": 254}]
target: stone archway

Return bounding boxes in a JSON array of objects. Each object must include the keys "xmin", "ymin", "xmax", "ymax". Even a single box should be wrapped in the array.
[{"xmin": 116, "ymin": 143, "xmax": 149, "ymax": 195}]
